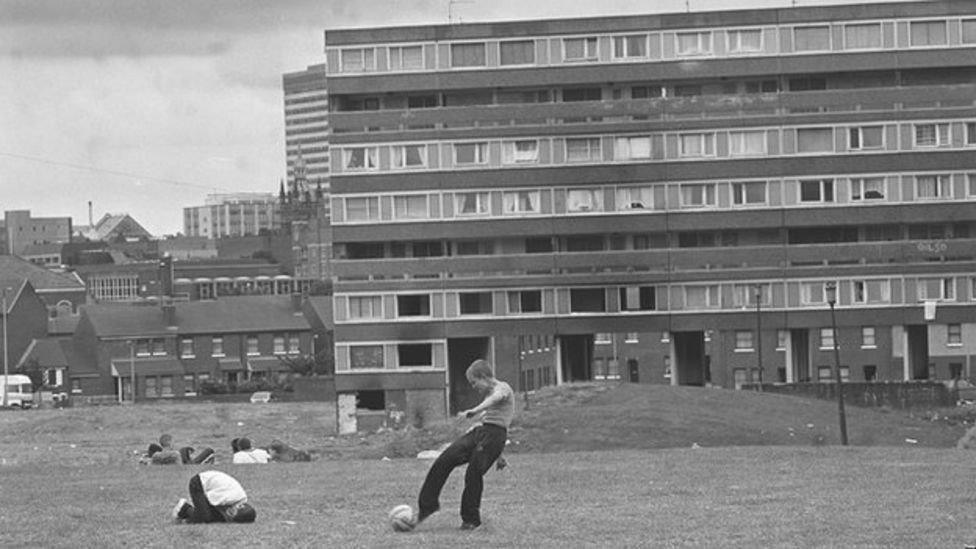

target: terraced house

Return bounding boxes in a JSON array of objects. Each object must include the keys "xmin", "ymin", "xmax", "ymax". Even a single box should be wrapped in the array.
[{"xmin": 322, "ymin": 0, "xmax": 976, "ymax": 430}]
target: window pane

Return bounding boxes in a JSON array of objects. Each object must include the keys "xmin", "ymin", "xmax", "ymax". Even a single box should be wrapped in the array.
[
  {"xmin": 393, "ymin": 195, "xmax": 428, "ymax": 219},
  {"xmin": 797, "ymin": 128, "xmax": 833, "ymax": 152},
  {"xmin": 794, "ymin": 26, "xmax": 830, "ymax": 51},
  {"xmin": 910, "ymin": 21, "xmax": 947, "ymax": 46},
  {"xmin": 964, "ymin": 20, "xmax": 976, "ymax": 43},
  {"xmin": 845, "ymin": 23, "xmax": 881, "ymax": 49},
  {"xmin": 567, "ymin": 189, "xmax": 603, "ymax": 212},
  {"xmin": 500, "ymin": 40, "xmax": 535, "ymax": 65},
  {"xmin": 502, "ymin": 140, "xmax": 539, "ymax": 164},
  {"xmin": 346, "ymin": 197, "xmax": 378, "ymax": 221},
  {"xmin": 564, "ymin": 37, "xmax": 597, "ymax": 60},
  {"xmin": 729, "ymin": 29, "xmax": 762, "ymax": 52},
  {"xmin": 451, "ymin": 43, "xmax": 486, "ymax": 67}
]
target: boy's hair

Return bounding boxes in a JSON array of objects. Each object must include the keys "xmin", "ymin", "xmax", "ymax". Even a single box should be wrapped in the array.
[
  {"xmin": 466, "ymin": 359, "xmax": 494, "ymax": 380},
  {"xmin": 159, "ymin": 434, "xmax": 173, "ymax": 448},
  {"xmin": 238, "ymin": 437, "xmax": 252, "ymax": 451}
]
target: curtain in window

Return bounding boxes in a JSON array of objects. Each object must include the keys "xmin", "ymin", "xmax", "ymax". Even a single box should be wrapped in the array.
[
  {"xmin": 567, "ymin": 189, "xmax": 601, "ymax": 212},
  {"xmin": 451, "ymin": 43, "xmax": 486, "ymax": 67},
  {"xmin": 613, "ymin": 35, "xmax": 646, "ymax": 58},
  {"xmin": 503, "ymin": 191, "xmax": 538, "ymax": 213},
  {"xmin": 730, "ymin": 131, "xmax": 765, "ymax": 155},
  {"xmin": 566, "ymin": 138, "xmax": 599, "ymax": 162},
  {"xmin": 731, "ymin": 29, "xmax": 762, "ymax": 52},
  {"xmin": 614, "ymin": 137, "xmax": 650, "ymax": 159},
  {"xmin": 844, "ymin": 23, "xmax": 881, "ymax": 48},
  {"xmin": 391, "ymin": 46, "xmax": 423, "ymax": 70},
  {"xmin": 395, "ymin": 145, "xmax": 425, "ymax": 167},
  {"xmin": 456, "ymin": 193, "xmax": 486, "ymax": 215},
  {"xmin": 616, "ymin": 187, "xmax": 652, "ymax": 210},
  {"xmin": 503, "ymin": 140, "xmax": 538, "ymax": 163},
  {"xmin": 500, "ymin": 41, "xmax": 534, "ymax": 65},
  {"xmin": 346, "ymin": 197, "xmax": 377, "ymax": 221},
  {"xmin": 794, "ymin": 26, "xmax": 830, "ymax": 51},
  {"xmin": 394, "ymin": 195, "xmax": 427, "ymax": 218}
]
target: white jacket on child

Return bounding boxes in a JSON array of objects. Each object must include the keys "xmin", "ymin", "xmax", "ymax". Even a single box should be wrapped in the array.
[{"xmin": 233, "ymin": 448, "xmax": 271, "ymax": 464}]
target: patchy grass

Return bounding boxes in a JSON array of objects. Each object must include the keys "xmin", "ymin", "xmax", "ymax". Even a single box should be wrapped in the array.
[{"xmin": 3, "ymin": 447, "xmax": 976, "ymax": 547}]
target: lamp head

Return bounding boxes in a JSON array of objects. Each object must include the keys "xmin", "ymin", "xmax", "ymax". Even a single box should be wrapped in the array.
[{"xmin": 825, "ymin": 281, "xmax": 837, "ymax": 306}]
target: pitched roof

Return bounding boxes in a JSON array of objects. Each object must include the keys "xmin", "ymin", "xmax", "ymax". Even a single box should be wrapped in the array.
[
  {"xmin": 305, "ymin": 295, "xmax": 334, "ymax": 329},
  {"xmin": 48, "ymin": 314, "xmax": 81, "ymax": 335},
  {"xmin": 85, "ymin": 213, "xmax": 153, "ymax": 241},
  {"xmin": 0, "ymin": 255, "xmax": 85, "ymax": 295},
  {"xmin": 83, "ymin": 295, "xmax": 311, "ymax": 338},
  {"xmin": 17, "ymin": 337, "xmax": 73, "ymax": 368}
]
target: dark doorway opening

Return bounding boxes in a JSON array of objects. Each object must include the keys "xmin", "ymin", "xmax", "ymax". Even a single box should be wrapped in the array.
[
  {"xmin": 447, "ymin": 337, "xmax": 491, "ymax": 414},
  {"xmin": 906, "ymin": 325, "xmax": 930, "ymax": 380},
  {"xmin": 559, "ymin": 335, "xmax": 593, "ymax": 382},
  {"xmin": 673, "ymin": 331, "xmax": 706, "ymax": 386}
]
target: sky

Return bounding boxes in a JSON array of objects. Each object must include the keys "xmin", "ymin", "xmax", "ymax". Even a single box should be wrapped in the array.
[{"xmin": 0, "ymin": 0, "xmax": 917, "ymax": 235}]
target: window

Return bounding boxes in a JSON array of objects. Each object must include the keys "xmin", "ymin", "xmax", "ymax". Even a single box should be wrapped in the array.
[
  {"xmin": 459, "ymin": 292, "xmax": 493, "ymax": 315},
  {"xmin": 451, "ymin": 42, "xmax": 486, "ymax": 67},
  {"xmin": 567, "ymin": 188, "xmax": 603, "ymax": 212},
  {"xmin": 849, "ymin": 126, "xmax": 884, "ymax": 150},
  {"xmin": 151, "ymin": 339, "xmax": 166, "ymax": 356},
  {"xmin": 342, "ymin": 147, "xmax": 378, "ymax": 171},
  {"xmin": 844, "ymin": 23, "xmax": 881, "ymax": 49},
  {"xmin": 180, "ymin": 338, "xmax": 194, "ymax": 358},
  {"xmin": 501, "ymin": 140, "xmax": 539, "ymax": 165},
  {"xmin": 676, "ymin": 31, "xmax": 712, "ymax": 56},
  {"xmin": 947, "ymin": 324, "xmax": 962, "ymax": 346},
  {"xmin": 564, "ymin": 37, "xmax": 598, "ymax": 61},
  {"xmin": 910, "ymin": 20, "xmax": 947, "ymax": 46},
  {"xmin": 794, "ymin": 25, "xmax": 830, "ymax": 51},
  {"xmin": 503, "ymin": 190, "xmax": 540, "ymax": 214},
  {"xmin": 915, "ymin": 175, "xmax": 952, "ymax": 200},
  {"xmin": 853, "ymin": 279, "xmax": 890, "ymax": 304},
  {"xmin": 566, "ymin": 138, "xmax": 602, "ymax": 162},
  {"xmin": 145, "ymin": 377, "xmax": 158, "ymax": 398},
  {"xmin": 183, "ymin": 374, "xmax": 196, "ymax": 395},
  {"xmin": 801, "ymin": 281, "xmax": 833, "ymax": 305},
  {"xmin": 777, "ymin": 330, "xmax": 789, "ymax": 350},
  {"xmin": 680, "ymin": 183, "xmax": 716, "ymax": 208},
  {"xmin": 350, "ymin": 345, "xmax": 383, "ymax": 370},
  {"xmin": 732, "ymin": 181, "xmax": 767, "ymax": 206},
  {"xmin": 349, "ymin": 296, "xmax": 382, "ymax": 319},
  {"xmin": 817, "ymin": 366, "xmax": 833, "ymax": 383},
  {"xmin": 500, "ymin": 40, "xmax": 535, "ymax": 66},
  {"xmin": 595, "ymin": 332, "xmax": 612, "ymax": 345},
  {"xmin": 620, "ymin": 286, "xmax": 655, "ymax": 311},
  {"xmin": 613, "ymin": 34, "xmax": 647, "ymax": 58},
  {"xmin": 632, "ymin": 85, "xmax": 662, "ymax": 99},
  {"xmin": 288, "ymin": 335, "xmax": 300, "ymax": 354},
  {"xmin": 616, "ymin": 186, "xmax": 653, "ymax": 210},
  {"xmin": 735, "ymin": 331, "xmax": 754, "ymax": 351},
  {"xmin": 407, "ymin": 94, "xmax": 438, "ymax": 109},
  {"xmin": 729, "ymin": 130, "xmax": 766, "ymax": 156},
  {"xmin": 398, "ymin": 343, "xmax": 433, "ymax": 367},
  {"xmin": 851, "ymin": 177, "xmax": 886, "ymax": 201},
  {"xmin": 745, "ymin": 80, "xmax": 778, "ymax": 94},
  {"xmin": 71, "ymin": 378, "xmax": 82, "ymax": 394},
  {"xmin": 918, "ymin": 277, "xmax": 954, "ymax": 301},
  {"xmin": 678, "ymin": 132, "xmax": 715, "ymax": 157},
  {"xmin": 914, "ymin": 123, "xmax": 950, "ymax": 147},
  {"xmin": 964, "ymin": 19, "xmax": 976, "ymax": 44},
  {"xmin": 340, "ymin": 47, "xmax": 375, "ymax": 72},
  {"xmin": 397, "ymin": 294, "xmax": 431, "ymax": 316},
  {"xmin": 455, "ymin": 192, "xmax": 489, "ymax": 216},
  {"xmin": 455, "ymin": 142, "xmax": 488, "ymax": 165},
  {"xmin": 800, "ymin": 179, "xmax": 834, "ymax": 203},
  {"xmin": 861, "ymin": 326, "xmax": 876, "ymax": 348},
  {"xmin": 789, "ymin": 76, "xmax": 826, "ymax": 91},
  {"xmin": 625, "ymin": 333, "xmax": 639, "ymax": 343},
  {"xmin": 613, "ymin": 136, "xmax": 651, "ymax": 160},
  {"xmin": 507, "ymin": 290, "xmax": 542, "ymax": 314},
  {"xmin": 345, "ymin": 197, "xmax": 379, "ymax": 222},
  {"xmin": 820, "ymin": 328, "xmax": 836, "ymax": 350},
  {"xmin": 135, "ymin": 340, "xmax": 150, "ymax": 357},
  {"xmin": 968, "ymin": 122, "xmax": 976, "ymax": 146},
  {"xmin": 728, "ymin": 28, "xmax": 762, "ymax": 53},
  {"xmin": 733, "ymin": 284, "xmax": 771, "ymax": 307},
  {"xmin": 570, "ymin": 288, "xmax": 606, "ymax": 313},
  {"xmin": 684, "ymin": 285, "xmax": 719, "ymax": 309},
  {"xmin": 796, "ymin": 128, "xmax": 833, "ymax": 153},
  {"xmin": 273, "ymin": 335, "xmax": 286, "ymax": 355},
  {"xmin": 393, "ymin": 144, "xmax": 427, "ymax": 169},
  {"xmin": 246, "ymin": 336, "xmax": 259, "ymax": 356},
  {"xmin": 970, "ymin": 174, "xmax": 976, "ymax": 198},
  {"xmin": 212, "ymin": 337, "xmax": 224, "ymax": 357},
  {"xmin": 388, "ymin": 45, "xmax": 423, "ymax": 70},
  {"xmin": 393, "ymin": 195, "xmax": 429, "ymax": 219}
]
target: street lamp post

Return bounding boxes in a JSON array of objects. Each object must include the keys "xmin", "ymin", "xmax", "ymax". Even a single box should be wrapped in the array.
[
  {"xmin": 825, "ymin": 282, "xmax": 849, "ymax": 446},
  {"xmin": 128, "ymin": 340, "xmax": 136, "ymax": 404},
  {"xmin": 2, "ymin": 289, "xmax": 8, "ymax": 407},
  {"xmin": 754, "ymin": 283, "xmax": 763, "ymax": 389}
]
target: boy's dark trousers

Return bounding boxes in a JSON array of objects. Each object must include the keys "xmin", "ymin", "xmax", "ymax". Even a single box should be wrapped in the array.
[
  {"xmin": 418, "ymin": 423, "xmax": 507, "ymax": 525},
  {"xmin": 187, "ymin": 474, "xmax": 224, "ymax": 523}
]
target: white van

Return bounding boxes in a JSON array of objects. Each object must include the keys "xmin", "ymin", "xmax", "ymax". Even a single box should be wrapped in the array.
[{"xmin": 0, "ymin": 375, "xmax": 34, "ymax": 408}]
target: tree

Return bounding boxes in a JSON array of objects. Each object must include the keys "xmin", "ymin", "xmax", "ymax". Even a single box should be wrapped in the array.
[{"xmin": 16, "ymin": 358, "xmax": 46, "ymax": 389}]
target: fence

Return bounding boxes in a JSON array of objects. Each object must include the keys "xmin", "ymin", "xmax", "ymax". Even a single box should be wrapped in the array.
[{"xmin": 743, "ymin": 381, "xmax": 955, "ymax": 409}]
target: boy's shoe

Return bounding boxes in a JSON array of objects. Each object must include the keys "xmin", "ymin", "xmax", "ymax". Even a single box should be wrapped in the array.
[
  {"xmin": 171, "ymin": 498, "xmax": 191, "ymax": 522},
  {"xmin": 460, "ymin": 521, "xmax": 481, "ymax": 530}
]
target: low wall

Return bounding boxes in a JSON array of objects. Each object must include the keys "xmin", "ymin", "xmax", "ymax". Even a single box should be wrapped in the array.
[{"xmin": 744, "ymin": 381, "xmax": 955, "ymax": 409}]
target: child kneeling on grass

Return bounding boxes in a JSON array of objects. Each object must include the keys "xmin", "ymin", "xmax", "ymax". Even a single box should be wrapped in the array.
[
  {"xmin": 172, "ymin": 470, "xmax": 256, "ymax": 524},
  {"xmin": 414, "ymin": 358, "xmax": 514, "ymax": 531}
]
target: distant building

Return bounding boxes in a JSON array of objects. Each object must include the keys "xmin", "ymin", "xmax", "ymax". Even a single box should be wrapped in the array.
[
  {"xmin": 76, "ymin": 213, "xmax": 153, "ymax": 242},
  {"xmin": 19, "ymin": 242, "xmax": 64, "ymax": 267},
  {"xmin": 183, "ymin": 193, "xmax": 279, "ymax": 238},
  {"xmin": 0, "ymin": 280, "xmax": 53, "ymax": 373},
  {"xmin": 0, "ymin": 255, "xmax": 87, "ymax": 314},
  {"xmin": 4, "ymin": 210, "xmax": 72, "ymax": 256},
  {"xmin": 69, "ymin": 295, "xmax": 317, "ymax": 400},
  {"xmin": 283, "ymin": 64, "xmax": 329, "ymax": 196}
]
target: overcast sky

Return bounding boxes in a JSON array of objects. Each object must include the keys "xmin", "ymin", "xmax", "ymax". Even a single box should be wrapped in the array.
[{"xmin": 0, "ymin": 0, "xmax": 916, "ymax": 235}]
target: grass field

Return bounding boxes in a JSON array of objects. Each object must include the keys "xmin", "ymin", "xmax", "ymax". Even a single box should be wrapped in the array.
[{"xmin": 2, "ymin": 383, "xmax": 975, "ymax": 547}]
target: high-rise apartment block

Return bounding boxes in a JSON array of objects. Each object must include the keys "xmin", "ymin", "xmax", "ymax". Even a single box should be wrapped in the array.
[
  {"xmin": 183, "ymin": 193, "xmax": 279, "ymax": 238},
  {"xmin": 283, "ymin": 63, "xmax": 330, "ymax": 194},
  {"xmin": 323, "ymin": 1, "xmax": 976, "ymax": 427}
]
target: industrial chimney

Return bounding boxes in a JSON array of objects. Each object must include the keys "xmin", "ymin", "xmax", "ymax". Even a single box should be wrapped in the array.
[{"xmin": 88, "ymin": 201, "xmax": 93, "ymax": 226}]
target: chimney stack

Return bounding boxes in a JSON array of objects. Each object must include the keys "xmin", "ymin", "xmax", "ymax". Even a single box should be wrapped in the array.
[
  {"xmin": 291, "ymin": 292, "xmax": 303, "ymax": 313},
  {"xmin": 162, "ymin": 303, "xmax": 177, "ymax": 327}
]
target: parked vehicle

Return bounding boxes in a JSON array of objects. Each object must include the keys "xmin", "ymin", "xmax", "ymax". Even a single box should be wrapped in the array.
[
  {"xmin": 249, "ymin": 391, "xmax": 273, "ymax": 404},
  {"xmin": 0, "ymin": 375, "xmax": 34, "ymax": 408}
]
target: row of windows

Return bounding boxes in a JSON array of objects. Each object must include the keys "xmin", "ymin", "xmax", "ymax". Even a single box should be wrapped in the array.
[
  {"xmin": 334, "ymin": 275, "xmax": 976, "ymax": 323},
  {"xmin": 330, "ymin": 17, "xmax": 976, "ymax": 75},
  {"xmin": 332, "ymin": 171, "xmax": 976, "ymax": 225},
  {"xmin": 134, "ymin": 334, "xmax": 302, "ymax": 358},
  {"xmin": 334, "ymin": 121, "xmax": 976, "ymax": 174},
  {"xmin": 89, "ymin": 275, "xmax": 141, "ymax": 301}
]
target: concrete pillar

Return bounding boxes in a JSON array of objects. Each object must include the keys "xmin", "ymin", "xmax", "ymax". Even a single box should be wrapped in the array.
[{"xmin": 337, "ymin": 393, "xmax": 357, "ymax": 435}]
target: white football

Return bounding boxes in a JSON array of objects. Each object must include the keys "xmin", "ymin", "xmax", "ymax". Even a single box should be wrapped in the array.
[{"xmin": 389, "ymin": 504, "xmax": 415, "ymax": 532}]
